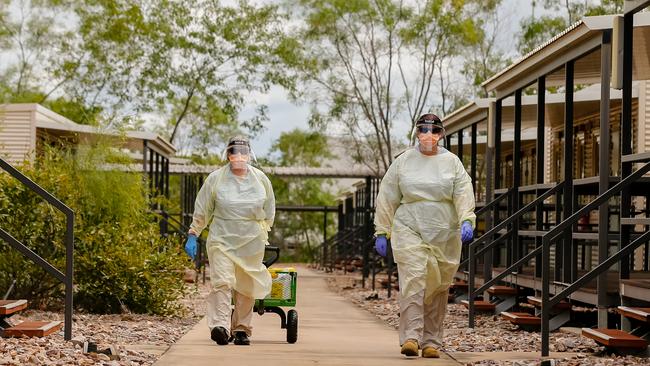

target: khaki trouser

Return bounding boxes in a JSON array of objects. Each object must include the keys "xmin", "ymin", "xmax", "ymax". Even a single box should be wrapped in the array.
[
  {"xmin": 207, "ymin": 287, "xmax": 254, "ymax": 336},
  {"xmin": 398, "ymin": 288, "xmax": 448, "ymax": 348},
  {"xmin": 206, "ymin": 246, "xmax": 256, "ymax": 336}
]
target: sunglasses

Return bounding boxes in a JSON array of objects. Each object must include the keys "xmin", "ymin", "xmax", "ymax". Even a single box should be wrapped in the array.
[
  {"xmin": 227, "ymin": 145, "xmax": 250, "ymax": 155},
  {"xmin": 417, "ymin": 125, "xmax": 443, "ymax": 134}
]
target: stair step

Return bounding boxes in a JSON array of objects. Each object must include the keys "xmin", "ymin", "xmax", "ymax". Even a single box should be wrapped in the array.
[
  {"xmin": 617, "ymin": 306, "xmax": 650, "ymax": 323},
  {"xmin": 0, "ymin": 300, "xmax": 28, "ymax": 315},
  {"xmin": 2, "ymin": 321, "xmax": 62, "ymax": 337},
  {"xmin": 621, "ymin": 218, "xmax": 650, "ymax": 226},
  {"xmin": 451, "ymin": 281, "xmax": 469, "ymax": 290},
  {"xmin": 526, "ymin": 296, "xmax": 571, "ymax": 311},
  {"xmin": 501, "ymin": 312, "xmax": 541, "ymax": 326},
  {"xmin": 460, "ymin": 300, "xmax": 496, "ymax": 312},
  {"xmin": 581, "ymin": 328, "xmax": 649, "ymax": 349},
  {"xmin": 487, "ymin": 286, "xmax": 517, "ymax": 296}
]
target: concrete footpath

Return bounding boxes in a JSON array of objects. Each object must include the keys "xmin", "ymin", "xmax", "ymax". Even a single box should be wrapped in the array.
[{"xmin": 155, "ymin": 267, "xmax": 570, "ymax": 366}]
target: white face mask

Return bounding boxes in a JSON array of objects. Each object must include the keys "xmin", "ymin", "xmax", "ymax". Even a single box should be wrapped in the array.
[
  {"xmin": 228, "ymin": 154, "xmax": 249, "ymax": 170},
  {"xmin": 230, "ymin": 160, "xmax": 247, "ymax": 170}
]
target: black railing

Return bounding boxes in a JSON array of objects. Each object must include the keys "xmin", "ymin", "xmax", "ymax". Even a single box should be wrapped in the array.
[
  {"xmin": 540, "ymin": 160, "xmax": 650, "ymax": 356},
  {"xmin": 459, "ymin": 189, "xmax": 512, "ymax": 270},
  {"xmin": 152, "ymin": 210, "xmax": 206, "ymax": 283},
  {"xmin": 0, "ymin": 158, "xmax": 74, "ymax": 340},
  {"xmin": 320, "ymin": 228, "xmax": 357, "ymax": 271},
  {"xmin": 468, "ymin": 182, "xmax": 564, "ymax": 327}
]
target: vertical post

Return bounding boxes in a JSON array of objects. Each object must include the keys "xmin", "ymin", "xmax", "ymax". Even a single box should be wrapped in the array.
[
  {"xmin": 180, "ymin": 175, "xmax": 185, "ymax": 227},
  {"xmin": 64, "ymin": 211, "xmax": 74, "ymax": 341},
  {"xmin": 163, "ymin": 157, "xmax": 170, "ymax": 235},
  {"xmin": 535, "ymin": 76, "xmax": 546, "ymax": 279},
  {"xmin": 471, "ymin": 123, "xmax": 478, "ymax": 196},
  {"xmin": 541, "ymin": 236, "xmax": 550, "ymax": 357},
  {"xmin": 598, "ymin": 30, "xmax": 612, "ymax": 329},
  {"xmin": 493, "ymin": 100, "xmax": 503, "ymax": 269},
  {"xmin": 458, "ymin": 129, "xmax": 464, "ymax": 164},
  {"xmin": 142, "ymin": 141, "xmax": 148, "ymax": 177},
  {"xmin": 554, "ymin": 188, "xmax": 563, "ymax": 281},
  {"xmin": 620, "ymin": 11, "xmax": 634, "ymax": 281},
  {"xmin": 323, "ymin": 209, "xmax": 328, "ymax": 271},
  {"xmin": 363, "ymin": 176, "xmax": 372, "ymax": 285},
  {"xmin": 513, "ymin": 89, "xmax": 522, "ymax": 269},
  {"xmin": 563, "ymin": 60, "xmax": 575, "ymax": 283},
  {"xmin": 165, "ymin": 158, "xmax": 170, "ymax": 199},
  {"xmin": 148, "ymin": 148, "xmax": 154, "ymax": 194},
  {"xmin": 155, "ymin": 153, "xmax": 161, "ymax": 197}
]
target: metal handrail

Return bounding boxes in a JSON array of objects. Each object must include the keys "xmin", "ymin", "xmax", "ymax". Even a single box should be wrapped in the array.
[
  {"xmin": 0, "ymin": 158, "xmax": 74, "ymax": 340},
  {"xmin": 474, "ymin": 188, "xmax": 512, "ymax": 217},
  {"xmin": 458, "ymin": 190, "xmax": 513, "ymax": 269},
  {"xmin": 152, "ymin": 210, "xmax": 206, "ymax": 280},
  {"xmin": 321, "ymin": 225, "xmax": 366, "ymax": 270},
  {"xmin": 540, "ymin": 160, "xmax": 650, "ymax": 356},
  {"xmin": 468, "ymin": 182, "xmax": 564, "ymax": 328}
]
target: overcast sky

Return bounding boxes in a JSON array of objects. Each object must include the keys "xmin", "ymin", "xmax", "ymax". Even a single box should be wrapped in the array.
[{"xmin": 245, "ymin": 0, "xmax": 541, "ymax": 157}]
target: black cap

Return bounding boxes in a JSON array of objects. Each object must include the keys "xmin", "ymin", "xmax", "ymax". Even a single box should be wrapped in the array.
[
  {"xmin": 227, "ymin": 135, "xmax": 250, "ymax": 148},
  {"xmin": 416, "ymin": 113, "xmax": 443, "ymax": 129}
]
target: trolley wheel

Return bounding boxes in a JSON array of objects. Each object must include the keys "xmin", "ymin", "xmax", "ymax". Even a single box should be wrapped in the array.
[{"xmin": 286, "ymin": 309, "xmax": 298, "ymax": 344}]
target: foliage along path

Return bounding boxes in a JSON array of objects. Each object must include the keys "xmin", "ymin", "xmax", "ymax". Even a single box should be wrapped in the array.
[{"xmin": 154, "ymin": 266, "xmax": 566, "ymax": 366}]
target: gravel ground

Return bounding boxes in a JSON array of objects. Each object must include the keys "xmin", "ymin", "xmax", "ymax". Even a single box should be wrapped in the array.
[
  {"xmin": 3, "ymin": 267, "xmax": 648, "ymax": 366},
  {"xmin": 0, "ymin": 276, "xmax": 210, "ymax": 366},
  {"xmin": 324, "ymin": 272, "xmax": 650, "ymax": 366}
]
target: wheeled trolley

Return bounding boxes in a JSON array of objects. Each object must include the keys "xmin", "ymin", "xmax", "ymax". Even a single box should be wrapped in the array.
[{"xmin": 254, "ymin": 246, "xmax": 298, "ymax": 343}]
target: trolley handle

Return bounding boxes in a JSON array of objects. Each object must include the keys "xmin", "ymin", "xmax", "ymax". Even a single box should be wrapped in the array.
[{"xmin": 264, "ymin": 246, "xmax": 280, "ymax": 268}]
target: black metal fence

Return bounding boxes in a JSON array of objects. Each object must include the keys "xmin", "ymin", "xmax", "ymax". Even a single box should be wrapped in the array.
[{"xmin": 0, "ymin": 158, "xmax": 74, "ymax": 340}]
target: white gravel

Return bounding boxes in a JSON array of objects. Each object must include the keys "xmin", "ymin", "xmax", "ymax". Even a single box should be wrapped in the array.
[
  {"xmin": 3, "ymin": 268, "xmax": 647, "ymax": 366},
  {"xmin": 0, "ymin": 280, "xmax": 210, "ymax": 366},
  {"xmin": 325, "ymin": 272, "xmax": 650, "ymax": 366}
]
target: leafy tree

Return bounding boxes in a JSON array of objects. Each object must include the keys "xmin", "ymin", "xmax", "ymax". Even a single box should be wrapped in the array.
[
  {"xmin": 0, "ymin": 0, "xmax": 75, "ymax": 104},
  {"xmin": 459, "ymin": 0, "xmax": 511, "ymax": 99},
  {"xmin": 266, "ymin": 129, "xmax": 337, "ymax": 262},
  {"xmin": 0, "ymin": 145, "xmax": 189, "ymax": 314},
  {"xmin": 1, "ymin": 0, "xmax": 302, "ymax": 154},
  {"xmin": 517, "ymin": 15, "xmax": 568, "ymax": 55},
  {"xmin": 289, "ymin": 0, "xmax": 488, "ymax": 173},
  {"xmin": 61, "ymin": 0, "xmax": 302, "ymax": 153},
  {"xmin": 518, "ymin": 0, "xmax": 624, "ymax": 55}
]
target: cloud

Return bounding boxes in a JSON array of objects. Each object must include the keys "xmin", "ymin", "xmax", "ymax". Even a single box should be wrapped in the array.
[{"xmin": 240, "ymin": 86, "xmax": 310, "ymax": 157}]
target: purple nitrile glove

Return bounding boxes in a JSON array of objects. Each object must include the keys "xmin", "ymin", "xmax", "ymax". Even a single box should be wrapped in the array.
[
  {"xmin": 185, "ymin": 234, "xmax": 197, "ymax": 260},
  {"xmin": 375, "ymin": 235, "xmax": 387, "ymax": 257},
  {"xmin": 461, "ymin": 221, "xmax": 474, "ymax": 243}
]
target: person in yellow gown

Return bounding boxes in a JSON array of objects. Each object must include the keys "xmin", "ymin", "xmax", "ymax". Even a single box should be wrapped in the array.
[
  {"xmin": 185, "ymin": 136, "xmax": 274, "ymax": 346},
  {"xmin": 374, "ymin": 114, "xmax": 476, "ymax": 358}
]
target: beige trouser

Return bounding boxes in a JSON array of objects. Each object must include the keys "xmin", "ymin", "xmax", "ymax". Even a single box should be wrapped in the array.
[
  {"xmin": 207, "ymin": 287, "xmax": 254, "ymax": 336},
  {"xmin": 398, "ymin": 288, "xmax": 448, "ymax": 348}
]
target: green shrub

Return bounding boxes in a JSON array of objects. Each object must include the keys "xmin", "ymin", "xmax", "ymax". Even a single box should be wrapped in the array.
[{"xmin": 0, "ymin": 147, "xmax": 189, "ymax": 315}]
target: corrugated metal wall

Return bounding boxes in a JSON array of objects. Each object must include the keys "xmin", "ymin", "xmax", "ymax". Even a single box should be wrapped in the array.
[{"xmin": 0, "ymin": 107, "xmax": 35, "ymax": 165}]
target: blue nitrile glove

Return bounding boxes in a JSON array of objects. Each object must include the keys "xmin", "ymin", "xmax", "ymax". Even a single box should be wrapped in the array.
[
  {"xmin": 461, "ymin": 221, "xmax": 474, "ymax": 243},
  {"xmin": 375, "ymin": 235, "xmax": 388, "ymax": 257},
  {"xmin": 185, "ymin": 234, "xmax": 197, "ymax": 260}
]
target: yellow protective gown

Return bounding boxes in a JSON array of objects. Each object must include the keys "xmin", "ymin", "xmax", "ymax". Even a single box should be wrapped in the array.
[
  {"xmin": 190, "ymin": 164, "xmax": 274, "ymax": 299},
  {"xmin": 374, "ymin": 147, "xmax": 476, "ymax": 301}
]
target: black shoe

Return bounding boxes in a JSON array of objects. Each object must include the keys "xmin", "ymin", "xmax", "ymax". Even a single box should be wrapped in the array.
[
  {"xmin": 211, "ymin": 326, "xmax": 229, "ymax": 345},
  {"xmin": 233, "ymin": 331, "xmax": 250, "ymax": 345}
]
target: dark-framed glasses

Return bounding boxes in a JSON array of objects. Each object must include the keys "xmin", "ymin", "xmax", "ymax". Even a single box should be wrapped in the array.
[
  {"xmin": 417, "ymin": 125, "xmax": 443, "ymax": 134},
  {"xmin": 227, "ymin": 145, "xmax": 250, "ymax": 155}
]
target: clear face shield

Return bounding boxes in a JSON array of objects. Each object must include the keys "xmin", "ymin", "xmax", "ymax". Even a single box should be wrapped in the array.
[
  {"xmin": 411, "ymin": 123, "xmax": 445, "ymax": 152},
  {"xmin": 221, "ymin": 144, "xmax": 257, "ymax": 170}
]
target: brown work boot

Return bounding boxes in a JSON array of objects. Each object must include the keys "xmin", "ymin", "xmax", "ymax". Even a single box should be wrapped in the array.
[
  {"xmin": 400, "ymin": 339, "xmax": 419, "ymax": 357},
  {"xmin": 421, "ymin": 346, "xmax": 440, "ymax": 358}
]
